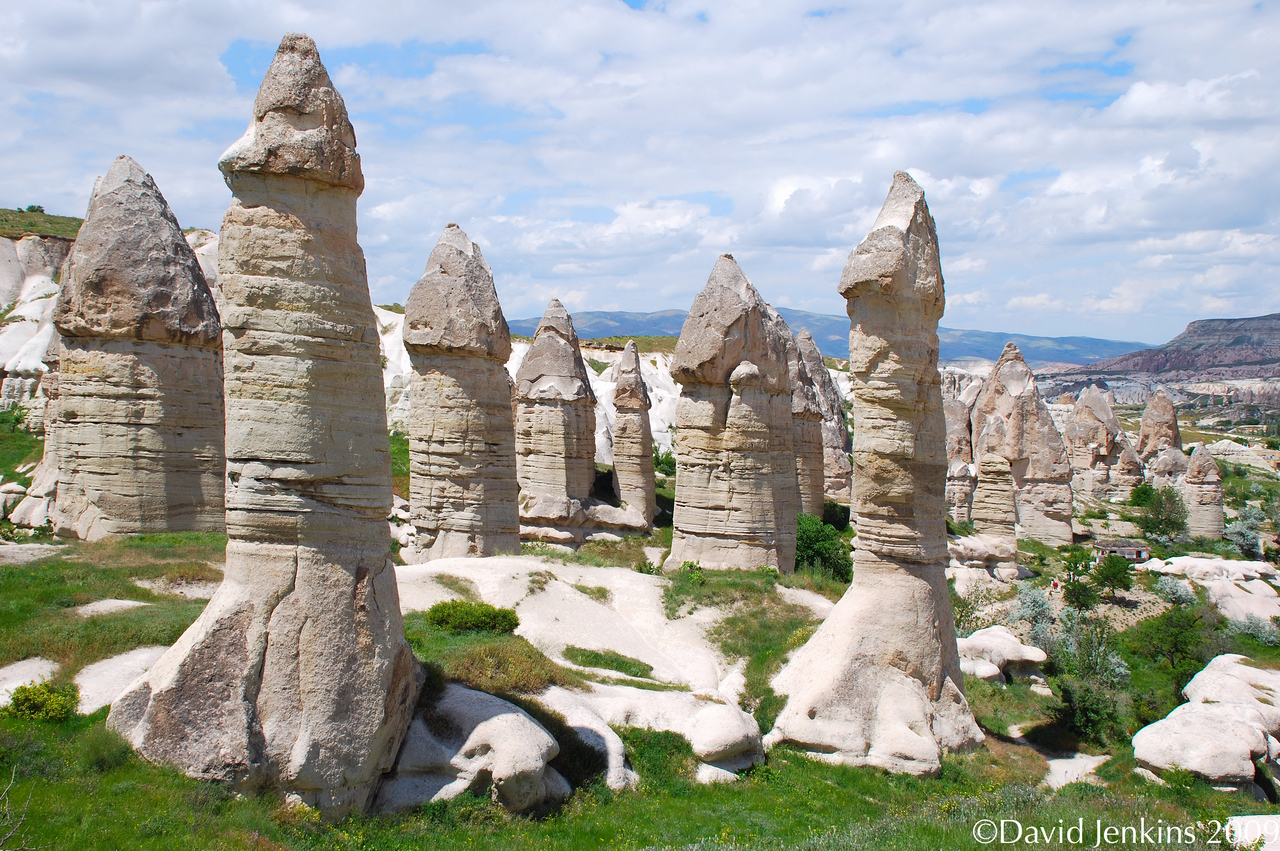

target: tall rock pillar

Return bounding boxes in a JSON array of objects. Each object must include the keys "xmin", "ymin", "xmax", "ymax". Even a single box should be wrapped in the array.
[
  {"xmin": 1182, "ymin": 445, "xmax": 1224, "ymax": 540},
  {"xmin": 1137, "ymin": 387, "xmax": 1181, "ymax": 462},
  {"xmin": 610, "ymin": 340, "xmax": 656, "ymax": 525},
  {"xmin": 790, "ymin": 333, "xmax": 826, "ymax": 516},
  {"xmin": 795, "ymin": 329, "xmax": 852, "ymax": 502},
  {"xmin": 402, "ymin": 224, "xmax": 519, "ymax": 558},
  {"xmin": 51, "ymin": 155, "xmax": 224, "ymax": 540},
  {"xmin": 664, "ymin": 255, "xmax": 797, "ymax": 573},
  {"xmin": 766, "ymin": 172, "xmax": 982, "ymax": 774},
  {"xmin": 514, "ymin": 300, "xmax": 598, "ymax": 533},
  {"xmin": 109, "ymin": 34, "xmax": 419, "ymax": 816}
]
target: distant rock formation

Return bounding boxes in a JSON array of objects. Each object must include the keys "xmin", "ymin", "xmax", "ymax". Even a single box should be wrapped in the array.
[
  {"xmin": 790, "ymin": 331, "xmax": 826, "ymax": 516},
  {"xmin": 970, "ymin": 343, "xmax": 1074, "ymax": 546},
  {"xmin": 402, "ymin": 224, "xmax": 519, "ymax": 559},
  {"xmin": 1081, "ymin": 313, "xmax": 1280, "ymax": 375},
  {"xmin": 1063, "ymin": 386, "xmax": 1144, "ymax": 500},
  {"xmin": 795, "ymin": 329, "xmax": 852, "ymax": 502},
  {"xmin": 766, "ymin": 171, "xmax": 982, "ymax": 774},
  {"xmin": 610, "ymin": 341, "xmax": 656, "ymax": 526},
  {"xmin": 0, "ymin": 234, "xmax": 73, "ymax": 417},
  {"xmin": 664, "ymin": 254, "xmax": 797, "ymax": 572},
  {"xmin": 109, "ymin": 34, "xmax": 419, "ymax": 817},
  {"xmin": 1182, "ymin": 445, "xmax": 1224, "ymax": 540},
  {"xmin": 1136, "ymin": 387, "xmax": 1181, "ymax": 461},
  {"xmin": 514, "ymin": 299, "xmax": 599, "ymax": 537},
  {"xmin": 47, "ymin": 155, "xmax": 224, "ymax": 540},
  {"xmin": 942, "ymin": 370, "xmax": 983, "ymax": 523}
]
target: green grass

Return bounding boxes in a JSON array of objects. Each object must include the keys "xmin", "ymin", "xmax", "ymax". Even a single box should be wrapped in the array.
[
  {"xmin": 388, "ymin": 430, "xmax": 409, "ymax": 498},
  {"xmin": 375, "ymin": 303, "xmax": 405, "ymax": 314},
  {"xmin": 582, "ymin": 335, "xmax": 679, "ymax": 354},
  {"xmin": 0, "ymin": 409, "xmax": 44, "ymax": 489},
  {"xmin": 571, "ymin": 583, "xmax": 612, "ymax": 603},
  {"xmin": 0, "ymin": 533, "xmax": 224, "ymax": 679},
  {"xmin": 562, "ymin": 646, "xmax": 653, "ymax": 679},
  {"xmin": 0, "ymin": 208, "xmax": 82, "ymax": 240},
  {"xmin": 403, "ymin": 613, "xmax": 584, "ymax": 695},
  {"xmin": 521, "ymin": 528, "xmax": 671, "ymax": 571},
  {"xmin": 586, "ymin": 357, "xmax": 610, "ymax": 375}
]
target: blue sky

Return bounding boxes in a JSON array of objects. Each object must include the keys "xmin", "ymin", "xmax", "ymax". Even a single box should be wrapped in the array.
[{"xmin": 2, "ymin": 0, "xmax": 1278, "ymax": 343}]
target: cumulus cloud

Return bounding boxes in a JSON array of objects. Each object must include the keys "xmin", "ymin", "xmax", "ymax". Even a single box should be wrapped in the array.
[{"xmin": 1, "ymin": 0, "xmax": 1278, "ymax": 342}]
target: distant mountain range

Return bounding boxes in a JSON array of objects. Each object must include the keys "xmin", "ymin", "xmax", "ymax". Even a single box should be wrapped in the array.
[
  {"xmin": 509, "ymin": 308, "xmax": 1152, "ymax": 365},
  {"xmin": 1066, "ymin": 313, "xmax": 1280, "ymax": 376}
]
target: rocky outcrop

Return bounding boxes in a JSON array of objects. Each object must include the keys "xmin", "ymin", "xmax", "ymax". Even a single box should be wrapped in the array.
[
  {"xmin": 610, "ymin": 341, "xmax": 656, "ymax": 525},
  {"xmin": 514, "ymin": 300, "xmax": 600, "ymax": 536},
  {"xmin": 1063, "ymin": 386, "xmax": 1144, "ymax": 500},
  {"xmin": 766, "ymin": 172, "xmax": 982, "ymax": 774},
  {"xmin": 795, "ymin": 329, "xmax": 852, "ymax": 502},
  {"xmin": 108, "ymin": 34, "xmax": 419, "ymax": 817},
  {"xmin": 942, "ymin": 370, "xmax": 983, "ymax": 523},
  {"xmin": 957, "ymin": 626, "xmax": 1047, "ymax": 684},
  {"xmin": 1148, "ymin": 446, "xmax": 1190, "ymax": 489},
  {"xmin": 969, "ymin": 454, "xmax": 1017, "ymax": 570},
  {"xmin": 970, "ymin": 343, "xmax": 1074, "ymax": 546},
  {"xmin": 664, "ymin": 254, "xmax": 797, "ymax": 572},
  {"xmin": 1133, "ymin": 654, "xmax": 1280, "ymax": 788},
  {"xmin": 1182, "ymin": 445, "xmax": 1224, "ymax": 540},
  {"xmin": 47, "ymin": 155, "xmax": 224, "ymax": 540},
  {"xmin": 790, "ymin": 332, "xmax": 826, "ymax": 516},
  {"xmin": 402, "ymin": 224, "xmax": 519, "ymax": 559},
  {"xmin": 1084, "ymin": 313, "xmax": 1280, "ymax": 376},
  {"xmin": 0, "ymin": 235, "xmax": 73, "ymax": 416},
  {"xmin": 1136, "ymin": 387, "xmax": 1181, "ymax": 461}
]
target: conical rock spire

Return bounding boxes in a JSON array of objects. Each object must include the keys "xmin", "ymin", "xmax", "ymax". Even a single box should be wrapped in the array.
[{"xmin": 403, "ymin": 224, "xmax": 510, "ymax": 360}]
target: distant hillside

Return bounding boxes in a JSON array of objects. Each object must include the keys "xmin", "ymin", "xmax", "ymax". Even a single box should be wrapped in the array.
[
  {"xmin": 511, "ymin": 307, "xmax": 1149, "ymax": 364},
  {"xmin": 1066, "ymin": 313, "xmax": 1280, "ymax": 376},
  {"xmin": 0, "ymin": 208, "xmax": 83, "ymax": 240}
]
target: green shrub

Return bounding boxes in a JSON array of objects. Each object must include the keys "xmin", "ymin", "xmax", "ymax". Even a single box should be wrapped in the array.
[
  {"xmin": 795, "ymin": 514, "xmax": 852, "ymax": 582},
  {"xmin": 653, "ymin": 445, "xmax": 676, "ymax": 477},
  {"xmin": 634, "ymin": 559, "xmax": 661, "ymax": 575},
  {"xmin": 821, "ymin": 500, "xmax": 850, "ymax": 531},
  {"xmin": 1062, "ymin": 578, "xmax": 1100, "ymax": 611},
  {"xmin": 1091, "ymin": 554, "xmax": 1134, "ymax": 597},
  {"xmin": 79, "ymin": 723, "xmax": 134, "ymax": 772},
  {"xmin": 2, "ymin": 681, "xmax": 78, "ymax": 722},
  {"xmin": 945, "ymin": 516, "xmax": 976, "ymax": 537},
  {"xmin": 1128, "ymin": 483, "xmax": 1157, "ymax": 507},
  {"xmin": 1136, "ymin": 486, "xmax": 1188, "ymax": 541},
  {"xmin": 1053, "ymin": 677, "xmax": 1122, "ymax": 745},
  {"xmin": 424, "ymin": 600, "xmax": 519, "ymax": 634}
]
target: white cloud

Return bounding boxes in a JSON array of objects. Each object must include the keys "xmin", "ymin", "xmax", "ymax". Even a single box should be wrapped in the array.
[{"xmin": 0, "ymin": 0, "xmax": 1278, "ymax": 340}]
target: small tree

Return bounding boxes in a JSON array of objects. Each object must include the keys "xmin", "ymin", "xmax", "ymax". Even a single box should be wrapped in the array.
[
  {"xmin": 1128, "ymin": 483, "xmax": 1157, "ymax": 508},
  {"xmin": 1061, "ymin": 546, "xmax": 1091, "ymax": 581},
  {"xmin": 1091, "ymin": 554, "xmax": 1134, "ymax": 598},
  {"xmin": 1135, "ymin": 486, "xmax": 1188, "ymax": 541},
  {"xmin": 1063, "ymin": 578, "xmax": 1100, "ymax": 611}
]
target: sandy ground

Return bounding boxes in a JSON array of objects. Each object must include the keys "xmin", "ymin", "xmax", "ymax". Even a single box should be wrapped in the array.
[
  {"xmin": 0, "ymin": 542, "xmax": 61, "ymax": 565},
  {"xmin": 75, "ymin": 646, "xmax": 167, "ymax": 714},
  {"xmin": 0, "ymin": 657, "xmax": 58, "ymax": 705},
  {"xmin": 1008, "ymin": 723, "xmax": 1109, "ymax": 789},
  {"xmin": 73, "ymin": 599, "xmax": 151, "ymax": 618}
]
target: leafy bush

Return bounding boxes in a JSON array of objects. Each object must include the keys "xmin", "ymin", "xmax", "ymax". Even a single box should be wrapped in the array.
[
  {"xmin": 1135, "ymin": 486, "xmax": 1188, "ymax": 541},
  {"xmin": 1227, "ymin": 614, "xmax": 1280, "ymax": 647},
  {"xmin": 424, "ymin": 600, "xmax": 519, "ymax": 634},
  {"xmin": 1013, "ymin": 583, "xmax": 1052, "ymax": 625},
  {"xmin": 821, "ymin": 500, "xmax": 850, "ymax": 531},
  {"xmin": 1238, "ymin": 504, "xmax": 1267, "ymax": 530},
  {"xmin": 1127, "ymin": 602, "xmax": 1224, "ymax": 694},
  {"xmin": 1128, "ymin": 483, "xmax": 1157, "ymax": 508},
  {"xmin": 795, "ymin": 514, "xmax": 853, "ymax": 582},
  {"xmin": 1053, "ymin": 677, "xmax": 1122, "ymax": 745},
  {"xmin": 1091, "ymin": 554, "xmax": 1134, "ymax": 597},
  {"xmin": 634, "ymin": 559, "xmax": 661, "ymax": 575},
  {"xmin": 1225, "ymin": 521, "xmax": 1263, "ymax": 559},
  {"xmin": 678, "ymin": 561, "xmax": 706, "ymax": 587},
  {"xmin": 1056, "ymin": 610, "xmax": 1129, "ymax": 688},
  {"xmin": 1, "ymin": 681, "xmax": 78, "ymax": 722},
  {"xmin": 653, "ymin": 445, "xmax": 676, "ymax": 477},
  {"xmin": 79, "ymin": 723, "xmax": 134, "ymax": 772},
  {"xmin": 945, "ymin": 516, "xmax": 976, "ymax": 537},
  {"xmin": 1153, "ymin": 575, "xmax": 1197, "ymax": 607},
  {"xmin": 1062, "ymin": 578, "xmax": 1100, "ymax": 611}
]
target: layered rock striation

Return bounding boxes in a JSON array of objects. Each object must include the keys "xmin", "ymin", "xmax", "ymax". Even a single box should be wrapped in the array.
[
  {"xmin": 610, "ymin": 341, "xmax": 656, "ymax": 526},
  {"xmin": 1136, "ymin": 387, "xmax": 1181, "ymax": 462},
  {"xmin": 1182, "ymin": 445, "xmax": 1225, "ymax": 540},
  {"xmin": 49, "ymin": 155, "xmax": 224, "ymax": 540},
  {"xmin": 664, "ymin": 255, "xmax": 797, "ymax": 572},
  {"xmin": 970, "ymin": 343, "xmax": 1074, "ymax": 546},
  {"xmin": 766, "ymin": 172, "xmax": 982, "ymax": 774},
  {"xmin": 109, "ymin": 34, "xmax": 419, "ymax": 816},
  {"xmin": 942, "ymin": 370, "xmax": 983, "ymax": 523},
  {"xmin": 790, "ymin": 332, "xmax": 826, "ymax": 517},
  {"xmin": 795, "ymin": 329, "xmax": 852, "ymax": 502},
  {"xmin": 402, "ymin": 224, "xmax": 519, "ymax": 558}
]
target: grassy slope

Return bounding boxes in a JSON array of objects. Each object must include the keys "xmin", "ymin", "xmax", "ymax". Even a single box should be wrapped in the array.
[
  {"xmin": 0, "ymin": 208, "xmax": 82, "ymax": 240},
  {"xmin": 0, "ymin": 409, "xmax": 44, "ymax": 489}
]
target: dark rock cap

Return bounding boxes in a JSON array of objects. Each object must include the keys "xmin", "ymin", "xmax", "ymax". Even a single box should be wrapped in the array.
[
  {"xmin": 403, "ymin": 224, "xmax": 511, "ymax": 361},
  {"xmin": 54, "ymin": 155, "xmax": 220, "ymax": 347},
  {"xmin": 219, "ymin": 32, "xmax": 363, "ymax": 192},
  {"xmin": 514, "ymin": 299, "xmax": 595, "ymax": 403}
]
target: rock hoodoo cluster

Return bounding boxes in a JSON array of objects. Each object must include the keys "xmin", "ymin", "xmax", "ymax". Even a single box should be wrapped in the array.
[
  {"xmin": 610, "ymin": 340, "xmax": 657, "ymax": 526},
  {"xmin": 50, "ymin": 155, "xmax": 224, "ymax": 540},
  {"xmin": 108, "ymin": 34, "xmax": 419, "ymax": 815},
  {"xmin": 1062, "ymin": 385, "xmax": 1143, "ymax": 500},
  {"xmin": 942, "ymin": 370, "xmax": 983, "ymax": 523},
  {"xmin": 969, "ymin": 343, "xmax": 1074, "ymax": 547},
  {"xmin": 664, "ymin": 254, "xmax": 798, "ymax": 572},
  {"xmin": 1136, "ymin": 386, "xmax": 1181, "ymax": 461},
  {"xmin": 402, "ymin": 224, "xmax": 519, "ymax": 559},
  {"xmin": 795, "ymin": 329, "xmax": 852, "ymax": 502},
  {"xmin": 766, "ymin": 172, "xmax": 982, "ymax": 774}
]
